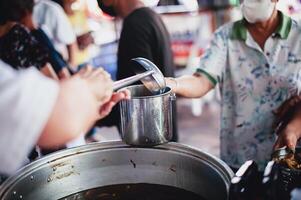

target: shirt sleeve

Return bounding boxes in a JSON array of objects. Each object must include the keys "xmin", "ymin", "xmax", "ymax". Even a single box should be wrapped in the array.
[
  {"xmin": 0, "ymin": 61, "xmax": 59, "ymax": 175},
  {"xmin": 196, "ymin": 27, "xmax": 228, "ymax": 86},
  {"xmin": 34, "ymin": 1, "xmax": 76, "ymax": 45}
]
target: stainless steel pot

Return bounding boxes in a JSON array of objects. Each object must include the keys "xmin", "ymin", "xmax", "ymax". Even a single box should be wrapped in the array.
[
  {"xmin": 120, "ymin": 85, "xmax": 175, "ymax": 146},
  {"xmin": 0, "ymin": 141, "xmax": 233, "ymax": 200}
]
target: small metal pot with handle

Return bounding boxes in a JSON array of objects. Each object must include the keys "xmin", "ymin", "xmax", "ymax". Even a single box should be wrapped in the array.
[{"xmin": 120, "ymin": 85, "xmax": 176, "ymax": 146}]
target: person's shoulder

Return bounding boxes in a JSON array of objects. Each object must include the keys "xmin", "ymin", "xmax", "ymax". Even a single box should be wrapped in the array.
[
  {"xmin": 36, "ymin": 0, "xmax": 61, "ymax": 9},
  {"xmin": 8, "ymin": 24, "xmax": 31, "ymax": 37},
  {"xmin": 35, "ymin": 0, "xmax": 65, "ymax": 15},
  {"xmin": 213, "ymin": 21, "xmax": 235, "ymax": 40},
  {"xmin": 125, "ymin": 7, "xmax": 157, "ymax": 23}
]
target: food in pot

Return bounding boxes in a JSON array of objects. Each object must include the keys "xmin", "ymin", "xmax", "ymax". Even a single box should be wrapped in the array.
[
  {"xmin": 274, "ymin": 152, "xmax": 301, "ymax": 170},
  {"xmin": 60, "ymin": 184, "xmax": 206, "ymax": 200}
]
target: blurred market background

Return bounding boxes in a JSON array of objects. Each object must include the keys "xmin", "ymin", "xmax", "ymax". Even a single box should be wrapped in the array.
[{"xmin": 67, "ymin": 0, "xmax": 301, "ymax": 157}]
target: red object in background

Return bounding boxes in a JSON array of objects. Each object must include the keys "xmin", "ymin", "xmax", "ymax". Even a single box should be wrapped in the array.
[
  {"xmin": 172, "ymin": 41, "xmax": 193, "ymax": 57},
  {"xmin": 171, "ymin": 40, "xmax": 205, "ymax": 66}
]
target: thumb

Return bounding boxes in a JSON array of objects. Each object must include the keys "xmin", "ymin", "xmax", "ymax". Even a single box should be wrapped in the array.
[{"xmin": 286, "ymin": 134, "xmax": 297, "ymax": 151}]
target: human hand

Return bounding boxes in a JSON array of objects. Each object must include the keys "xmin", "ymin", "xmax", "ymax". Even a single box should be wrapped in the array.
[
  {"xmin": 273, "ymin": 95, "xmax": 301, "ymax": 150},
  {"xmin": 98, "ymin": 90, "xmax": 131, "ymax": 120},
  {"xmin": 77, "ymin": 65, "xmax": 113, "ymax": 104},
  {"xmin": 273, "ymin": 95, "xmax": 301, "ymax": 130},
  {"xmin": 274, "ymin": 126, "xmax": 300, "ymax": 150},
  {"xmin": 77, "ymin": 32, "xmax": 94, "ymax": 50},
  {"xmin": 58, "ymin": 67, "xmax": 71, "ymax": 80},
  {"xmin": 40, "ymin": 63, "xmax": 59, "ymax": 80},
  {"xmin": 165, "ymin": 77, "xmax": 178, "ymax": 93}
]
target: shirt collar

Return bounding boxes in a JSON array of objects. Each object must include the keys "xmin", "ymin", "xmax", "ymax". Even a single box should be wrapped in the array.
[{"xmin": 230, "ymin": 11, "xmax": 292, "ymax": 41}]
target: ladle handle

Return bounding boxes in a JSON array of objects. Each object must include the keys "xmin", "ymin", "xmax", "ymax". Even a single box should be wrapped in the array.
[{"xmin": 113, "ymin": 70, "xmax": 154, "ymax": 91}]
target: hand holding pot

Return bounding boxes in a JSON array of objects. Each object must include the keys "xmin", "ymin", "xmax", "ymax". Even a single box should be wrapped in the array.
[
  {"xmin": 98, "ymin": 90, "xmax": 131, "ymax": 120},
  {"xmin": 274, "ymin": 123, "xmax": 301, "ymax": 151},
  {"xmin": 273, "ymin": 95, "xmax": 301, "ymax": 150},
  {"xmin": 165, "ymin": 77, "xmax": 178, "ymax": 93},
  {"xmin": 77, "ymin": 66, "xmax": 131, "ymax": 120}
]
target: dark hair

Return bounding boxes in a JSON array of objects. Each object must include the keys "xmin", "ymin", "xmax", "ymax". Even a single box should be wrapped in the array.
[{"xmin": 0, "ymin": 0, "xmax": 35, "ymax": 25}]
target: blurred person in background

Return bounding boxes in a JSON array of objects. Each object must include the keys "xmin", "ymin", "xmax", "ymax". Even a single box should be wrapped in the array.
[
  {"xmin": 34, "ymin": 0, "xmax": 78, "ymax": 68},
  {"xmin": 0, "ymin": 0, "xmax": 70, "ymax": 78},
  {"xmin": 51, "ymin": 0, "xmax": 95, "ymax": 66},
  {"xmin": 165, "ymin": 0, "xmax": 301, "ymax": 172},
  {"xmin": 0, "ymin": 60, "xmax": 130, "ymax": 177},
  {"xmin": 97, "ymin": 0, "xmax": 178, "ymax": 141},
  {"xmin": 0, "ymin": 0, "xmax": 54, "ymax": 77}
]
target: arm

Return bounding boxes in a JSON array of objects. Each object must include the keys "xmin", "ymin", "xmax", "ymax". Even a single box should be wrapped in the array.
[
  {"xmin": 38, "ymin": 67, "xmax": 130, "ymax": 148},
  {"xmin": 274, "ymin": 114, "xmax": 301, "ymax": 150},
  {"xmin": 66, "ymin": 42, "xmax": 78, "ymax": 69},
  {"xmin": 166, "ymin": 28, "xmax": 227, "ymax": 98},
  {"xmin": 274, "ymin": 97, "xmax": 301, "ymax": 150},
  {"xmin": 166, "ymin": 73, "xmax": 214, "ymax": 98},
  {"xmin": 37, "ymin": 75, "xmax": 102, "ymax": 148},
  {"xmin": 40, "ymin": 63, "xmax": 59, "ymax": 80}
]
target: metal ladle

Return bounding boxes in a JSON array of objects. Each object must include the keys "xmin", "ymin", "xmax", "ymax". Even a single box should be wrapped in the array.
[{"xmin": 113, "ymin": 57, "xmax": 166, "ymax": 94}]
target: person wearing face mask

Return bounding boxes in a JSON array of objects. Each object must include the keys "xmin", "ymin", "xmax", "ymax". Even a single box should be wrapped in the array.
[{"xmin": 162, "ymin": 0, "xmax": 301, "ymax": 172}]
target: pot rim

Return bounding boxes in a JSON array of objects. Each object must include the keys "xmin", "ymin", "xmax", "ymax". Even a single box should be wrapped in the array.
[
  {"xmin": 119, "ymin": 85, "xmax": 173, "ymax": 99},
  {"xmin": 0, "ymin": 141, "xmax": 234, "ymax": 197}
]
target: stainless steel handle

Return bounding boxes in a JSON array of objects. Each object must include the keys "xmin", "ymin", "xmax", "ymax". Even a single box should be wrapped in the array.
[{"xmin": 113, "ymin": 70, "xmax": 154, "ymax": 91}]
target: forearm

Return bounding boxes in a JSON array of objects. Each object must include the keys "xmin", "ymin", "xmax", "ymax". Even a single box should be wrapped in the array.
[
  {"xmin": 170, "ymin": 74, "xmax": 214, "ymax": 98},
  {"xmin": 38, "ymin": 77, "xmax": 99, "ymax": 148}
]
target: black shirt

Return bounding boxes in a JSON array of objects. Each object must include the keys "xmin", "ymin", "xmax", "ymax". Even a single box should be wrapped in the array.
[{"xmin": 117, "ymin": 7, "xmax": 174, "ymax": 80}]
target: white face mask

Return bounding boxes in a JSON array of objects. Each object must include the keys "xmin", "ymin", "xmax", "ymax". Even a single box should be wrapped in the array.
[{"xmin": 241, "ymin": 0, "xmax": 276, "ymax": 23}]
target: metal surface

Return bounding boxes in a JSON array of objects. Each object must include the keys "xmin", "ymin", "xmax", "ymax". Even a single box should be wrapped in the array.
[
  {"xmin": 0, "ymin": 141, "xmax": 233, "ymax": 200},
  {"xmin": 272, "ymin": 146, "xmax": 295, "ymax": 160},
  {"xmin": 272, "ymin": 147, "xmax": 301, "ymax": 198},
  {"xmin": 112, "ymin": 58, "xmax": 166, "ymax": 93},
  {"xmin": 132, "ymin": 57, "xmax": 166, "ymax": 94},
  {"xmin": 120, "ymin": 85, "xmax": 174, "ymax": 146},
  {"xmin": 113, "ymin": 70, "xmax": 154, "ymax": 91}
]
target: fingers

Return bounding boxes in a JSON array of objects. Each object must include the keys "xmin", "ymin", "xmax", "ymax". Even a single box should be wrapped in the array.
[
  {"xmin": 98, "ymin": 101, "xmax": 116, "ymax": 119},
  {"xmin": 165, "ymin": 77, "xmax": 178, "ymax": 93},
  {"xmin": 91, "ymin": 67, "xmax": 109, "ymax": 78},
  {"xmin": 273, "ymin": 137, "xmax": 284, "ymax": 150},
  {"xmin": 274, "ymin": 131, "xmax": 298, "ymax": 151},
  {"xmin": 97, "ymin": 90, "xmax": 131, "ymax": 119},
  {"xmin": 123, "ymin": 89, "xmax": 131, "ymax": 99},
  {"xmin": 40, "ymin": 63, "xmax": 59, "ymax": 80},
  {"xmin": 58, "ymin": 68, "xmax": 71, "ymax": 80},
  {"xmin": 286, "ymin": 134, "xmax": 297, "ymax": 150},
  {"xmin": 78, "ymin": 65, "xmax": 93, "ymax": 78},
  {"xmin": 110, "ymin": 90, "xmax": 131, "ymax": 103}
]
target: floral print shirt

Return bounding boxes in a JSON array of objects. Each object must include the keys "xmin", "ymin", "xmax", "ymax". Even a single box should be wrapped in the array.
[
  {"xmin": 197, "ymin": 12, "xmax": 301, "ymax": 170},
  {"xmin": 0, "ymin": 24, "xmax": 49, "ymax": 70}
]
